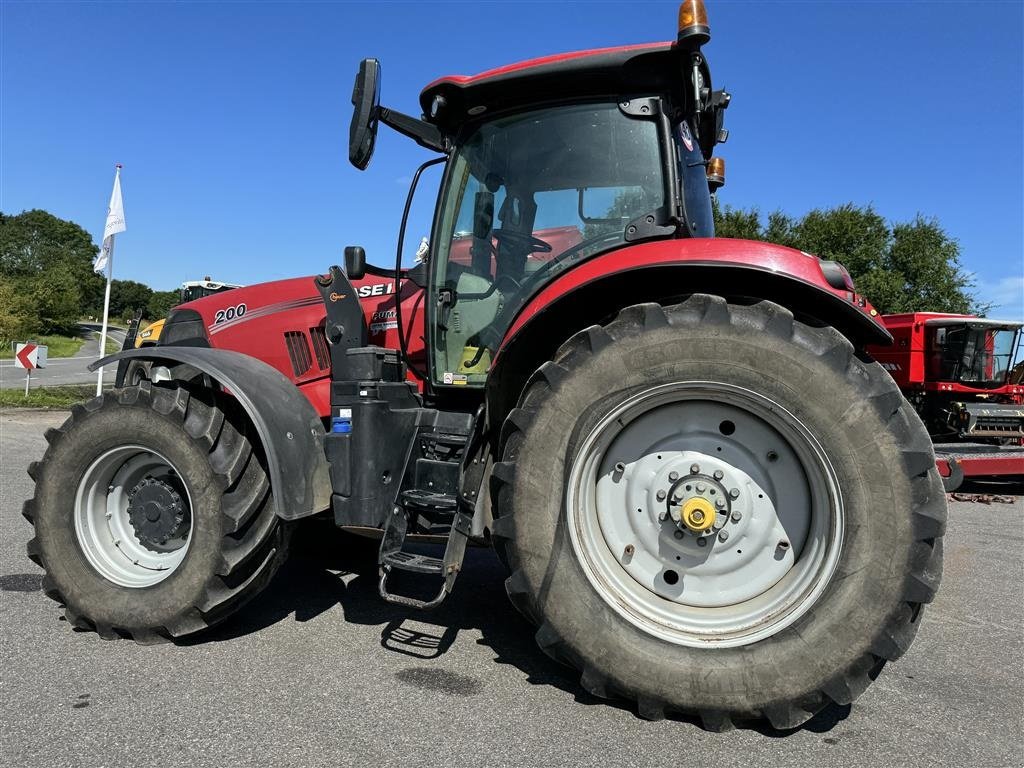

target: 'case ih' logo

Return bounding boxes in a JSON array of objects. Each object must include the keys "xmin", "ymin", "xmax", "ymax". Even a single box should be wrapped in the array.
[{"xmin": 329, "ymin": 292, "xmax": 346, "ymax": 302}]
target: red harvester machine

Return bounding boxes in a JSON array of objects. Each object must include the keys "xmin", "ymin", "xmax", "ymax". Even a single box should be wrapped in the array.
[
  {"xmin": 25, "ymin": 1, "xmax": 947, "ymax": 730},
  {"xmin": 867, "ymin": 313, "xmax": 1024, "ymax": 491}
]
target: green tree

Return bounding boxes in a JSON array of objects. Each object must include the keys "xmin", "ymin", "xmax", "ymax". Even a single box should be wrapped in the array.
[
  {"xmin": 0, "ymin": 277, "xmax": 39, "ymax": 343},
  {"xmin": 712, "ymin": 199, "xmax": 765, "ymax": 241},
  {"xmin": 26, "ymin": 270, "xmax": 82, "ymax": 336},
  {"xmin": 711, "ymin": 202, "xmax": 981, "ymax": 315},
  {"xmin": 0, "ymin": 209, "xmax": 105, "ymax": 316},
  {"xmin": 147, "ymin": 290, "xmax": 179, "ymax": 320},
  {"xmin": 109, "ymin": 279, "xmax": 153, "ymax": 319}
]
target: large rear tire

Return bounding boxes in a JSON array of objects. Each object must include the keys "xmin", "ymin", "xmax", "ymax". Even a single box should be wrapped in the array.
[
  {"xmin": 491, "ymin": 295, "xmax": 945, "ymax": 729},
  {"xmin": 24, "ymin": 381, "xmax": 288, "ymax": 642}
]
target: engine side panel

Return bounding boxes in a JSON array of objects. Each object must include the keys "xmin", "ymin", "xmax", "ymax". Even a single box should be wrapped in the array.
[{"xmin": 164, "ymin": 272, "xmax": 426, "ymax": 418}]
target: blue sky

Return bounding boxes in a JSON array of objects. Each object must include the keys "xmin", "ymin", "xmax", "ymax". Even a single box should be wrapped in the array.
[{"xmin": 2, "ymin": 1, "xmax": 1022, "ymax": 318}]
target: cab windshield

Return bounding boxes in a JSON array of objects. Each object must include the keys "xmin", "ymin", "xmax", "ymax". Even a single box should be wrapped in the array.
[
  {"xmin": 429, "ymin": 101, "xmax": 666, "ymax": 385},
  {"xmin": 928, "ymin": 324, "xmax": 1021, "ymax": 387}
]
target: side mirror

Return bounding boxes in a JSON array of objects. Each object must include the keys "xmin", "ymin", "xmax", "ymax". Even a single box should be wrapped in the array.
[
  {"xmin": 344, "ymin": 245, "xmax": 366, "ymax": 280},
  {"xmin": 349, "ymin": 59, "xmax": 381, "ymax": 170}
]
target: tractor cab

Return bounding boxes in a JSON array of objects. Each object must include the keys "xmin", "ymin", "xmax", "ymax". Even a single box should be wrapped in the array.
[
  {"xmin": 925, "ymin": 317, "xmax": 1022, "ymax": 389},
  {"xmin": 178, "ymin": 278, "xmax": 242, "ymax": 305},
  {"xmin": 428, "ymin": 99, "xmax": 714, "ymax": 384},
  {"xmin": 348, "ymin": 31, "xmax": 730, "ymax": 390},
  {"xmin": 873, "ymin": 313, "xmax": 1024, "ymax": 441}
]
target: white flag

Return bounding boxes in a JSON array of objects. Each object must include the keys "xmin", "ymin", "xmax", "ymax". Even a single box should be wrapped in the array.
[{"xmin": 94, "ymin": 167, "xmax": 126, "ymax": 274}]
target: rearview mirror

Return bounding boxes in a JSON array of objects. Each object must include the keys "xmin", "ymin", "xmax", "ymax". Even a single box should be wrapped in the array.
[
  {"xmin": 349, "ymin": 59, "xmax": 381, "ymax": 170},
  {"xmin": 344, "ymin": 245, "xmax": 366, "ymax": 280}
]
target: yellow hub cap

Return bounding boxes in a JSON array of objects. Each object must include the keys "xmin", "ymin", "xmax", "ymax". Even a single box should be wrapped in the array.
[{"xmin": 681, "ymin": 498, "xmax": 716, "ymax": 533}]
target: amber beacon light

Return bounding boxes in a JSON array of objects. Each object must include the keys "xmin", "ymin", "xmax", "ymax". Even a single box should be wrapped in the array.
[
  {"xmin": 707, "ymin": 156, "xmax": 726, "ymax": 191},
  {"xmin": 677, "ymin": 0, "xmax": 710, "ymax": 48}
]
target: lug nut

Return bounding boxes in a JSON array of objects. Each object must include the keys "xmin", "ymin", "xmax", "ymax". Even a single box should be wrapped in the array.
[
  {"xmin": 729, "ymin": 488, "xmax": 740, "ymax": 499},
  {"xmin": 718, "ymin": 530, "xmax": 729, "ymax": 542},
  {"xmin": 656, "ymin": 489, "xmax": 666, "ymax": 501},
  {"xmin": 668, "ymin": 471, "xmax": 679, "ymax": 482},
  {"xmin": 690, "ymin": 464, "xmax": 700, "ymax": 475},
  {"xmin": 731, "ymin": 511, "xmax": 742, "ymax": 522},
  {"xmin": 713, "ymin": 470, "xmax": 724, "ymax": 480},
  {"xmin": 696, "ymin": 483, "xmax": 706, "ymax": 493},
  {"xmin": 715, "ymin": 497, "xmax": 726, "ymax": 509}
]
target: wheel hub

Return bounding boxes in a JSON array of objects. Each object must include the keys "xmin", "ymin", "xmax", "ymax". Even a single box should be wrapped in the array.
[
  {"xmin": 127, "ymin": 477, "xmax": 186, "ymax": 551},
  {"xmin": 676, "ymin": 496, "xmax": 716, "ymax": 533},
  {"xmin": 606, "ymin": 450, "xmax": 795, "ymax": 608},
  {"xmin": 566, "ymin": 382, "xmax": 843, "ymax": 646}
]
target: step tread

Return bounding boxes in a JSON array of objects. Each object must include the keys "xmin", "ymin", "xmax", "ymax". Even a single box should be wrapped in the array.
[{"xmin": 382, "ymin": 551, "xmax": 444, "ymax": 574}]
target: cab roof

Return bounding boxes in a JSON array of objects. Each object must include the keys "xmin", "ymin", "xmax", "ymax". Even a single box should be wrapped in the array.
[
  {"xmin": 419, "ymin": 43, "xmax": 677, "ymax": 131},
  {"xmin": 883, "ymin": 312, "xmax": 1024, "ymax": 330}
]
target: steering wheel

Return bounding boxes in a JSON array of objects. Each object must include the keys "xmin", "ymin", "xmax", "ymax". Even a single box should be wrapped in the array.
[
  {"xmin": 524, "ymin": 230, "xmax": 624, "ymax": 284},
  {"xmin": 491, "ymin": 229, "xmax": 552, "ymax": 254}
]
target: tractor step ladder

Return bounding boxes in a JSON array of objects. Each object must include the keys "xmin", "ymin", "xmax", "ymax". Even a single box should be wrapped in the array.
[{"xmin": 377, "ymin": 491, "xmax": 472, "ymax": 609}]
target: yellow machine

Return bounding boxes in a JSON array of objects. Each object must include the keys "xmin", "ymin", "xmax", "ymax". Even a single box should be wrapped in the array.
[{"xmin": 135, "ymin": 278, "xmax": 242, "ymax": 347}]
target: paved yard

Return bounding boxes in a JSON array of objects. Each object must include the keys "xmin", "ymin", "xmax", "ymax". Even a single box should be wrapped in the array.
[{"xmin": 1, "ymin": 409, "xmax": 1021, "ymax": 768}]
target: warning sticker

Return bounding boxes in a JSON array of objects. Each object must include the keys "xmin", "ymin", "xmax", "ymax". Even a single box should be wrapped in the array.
[{"xmin": 369, "ymin": 321, "xmax": 398, "ymax": 335}]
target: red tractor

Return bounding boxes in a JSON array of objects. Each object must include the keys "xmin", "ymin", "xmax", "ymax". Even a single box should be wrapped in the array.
[
  {"xmin": 25, "ymin": 2, "xmax": 945, "ymax": 730},
  {"xmin": 868, "ymin": 312, "xmax": 1024, "ymax": 491}
]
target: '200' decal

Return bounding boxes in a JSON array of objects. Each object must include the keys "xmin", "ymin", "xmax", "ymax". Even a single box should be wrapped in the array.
[{"xmin": 213, "ymin": 303, "xmax": 247, "ymax": 325}]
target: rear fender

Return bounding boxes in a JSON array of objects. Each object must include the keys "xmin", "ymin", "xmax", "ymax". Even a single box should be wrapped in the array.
[
  {"xmin": 486, "ymin": 239, "xmax": 892, "ymax": 428},
  {"xmin": 92, "ymin": 347, "xmax": 331, "ymax": 521}
]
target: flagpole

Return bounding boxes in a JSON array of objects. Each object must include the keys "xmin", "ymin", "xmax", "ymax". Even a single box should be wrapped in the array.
[
  {"xmin": 95, "ymin": 163, "xmax": 123, "ymax": 396},
  {"xmin": 95, "ymin": 234, "xmax": 115, "ymax": 395}
]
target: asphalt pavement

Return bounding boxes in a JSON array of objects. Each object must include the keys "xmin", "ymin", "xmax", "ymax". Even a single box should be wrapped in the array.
[
  {"xmin": 1, "ymin": 409, "xmax": 1022, "ymax": 768},
  {"xmin": 0, "ymin": 325, "xmax": 126, "ymax": 390}
]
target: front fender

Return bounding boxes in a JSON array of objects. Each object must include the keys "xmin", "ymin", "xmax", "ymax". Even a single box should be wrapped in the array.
[{"xmin": 91, "ymin": 348, "xmax": 331, "ymax": 521}]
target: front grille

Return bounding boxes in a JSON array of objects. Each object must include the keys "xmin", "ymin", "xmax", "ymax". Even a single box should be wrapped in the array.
[
  {"xmin": 309, "ymin": 325, "xmax": 331, "ymax": 371},
  {"xmin": 284, "ymin": 331, "xmax": 312, "ymax": 377}
]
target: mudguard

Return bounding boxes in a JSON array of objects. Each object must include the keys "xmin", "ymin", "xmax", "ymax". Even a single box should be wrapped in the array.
[{"xmin": 91, "ymin": 347, "xmax": 331, "ymax": 521}]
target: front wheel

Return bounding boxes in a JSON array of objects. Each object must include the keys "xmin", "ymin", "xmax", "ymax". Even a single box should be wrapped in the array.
[
  {"xmin": 491, "ymin": 295, "xmax": 946, "ymax": 729},
  {"xmin": 24, "ymin": 381, "xmax": 288, "ymax": 642}
]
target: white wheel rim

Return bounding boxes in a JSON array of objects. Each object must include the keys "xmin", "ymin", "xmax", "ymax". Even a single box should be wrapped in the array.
[
  {"xmin": 566, "ymin": 382, "xmax": 844, "ymax": 648},
  {"xmin": 74, "ymin": 445, "xmax": 194, "ymax": 588}
]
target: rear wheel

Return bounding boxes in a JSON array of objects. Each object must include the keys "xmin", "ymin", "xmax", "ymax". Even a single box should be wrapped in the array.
[
  {"xmin": 24, "ymin": 381, "xmax": 288, "ymax": 642},
  {"xmin": 491, "ymin": 295, "xmax": 946, "ymax": 729}
]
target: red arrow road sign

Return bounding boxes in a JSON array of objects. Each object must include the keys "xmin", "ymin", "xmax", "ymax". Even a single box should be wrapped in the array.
[{"xmin": 15, "ymin": 343, "xmax": 37, "ymax": 370}]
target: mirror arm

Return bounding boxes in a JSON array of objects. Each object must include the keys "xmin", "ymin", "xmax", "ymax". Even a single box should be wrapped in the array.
[
  {"xmin": 378, "ymin": 107, "xmax": 447, "ymax": 153},
  {"xmin": 576, "ymin": 187, "xmax": 621, "ymax": 225}
]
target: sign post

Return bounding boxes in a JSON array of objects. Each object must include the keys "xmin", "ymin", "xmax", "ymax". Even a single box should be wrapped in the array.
[{"xmin": 13, "ymin": 342, "xmax": 47, "ymax": 397}]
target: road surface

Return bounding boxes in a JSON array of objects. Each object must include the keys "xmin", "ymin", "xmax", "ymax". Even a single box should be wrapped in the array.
[
  {"xmin": 0, "ymin": 324, "xmax": 126, "ymax": 390},
  {"xmin": 0, "ymin": 409, "xmax": 1021, "ymax": 768}
]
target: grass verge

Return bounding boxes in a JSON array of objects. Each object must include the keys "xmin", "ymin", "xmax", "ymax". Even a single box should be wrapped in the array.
[
  {"xmin": 0, "ymin": 335, "xmax": 86, "ymax": 360},
  {"xmin": 0, "ymin": 385, "xmax": 95, "ymax": 409}
]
